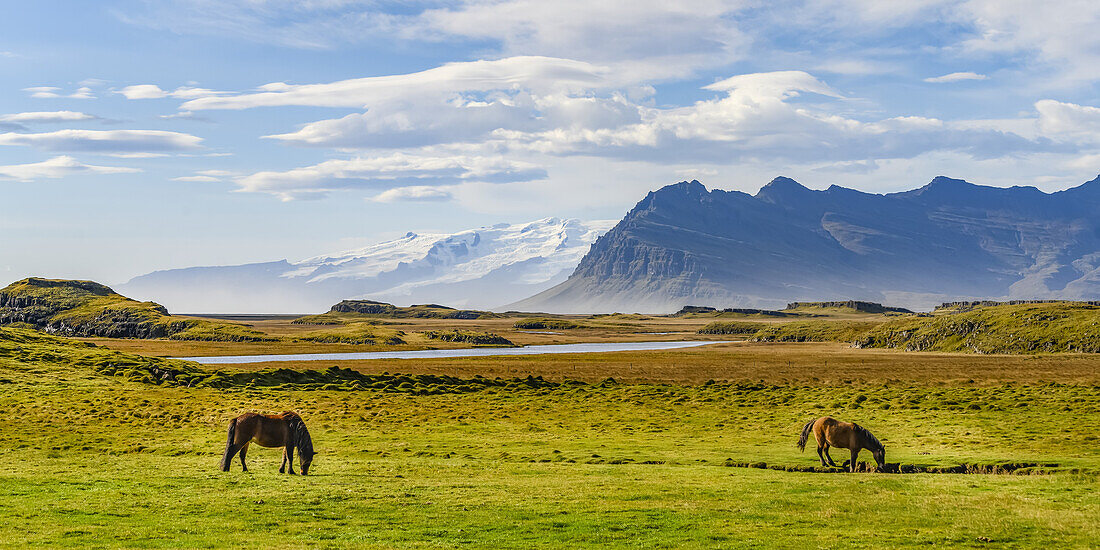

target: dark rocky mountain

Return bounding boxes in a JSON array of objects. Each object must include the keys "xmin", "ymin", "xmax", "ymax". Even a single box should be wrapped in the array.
[{"xmin": 510, "ymin": 176, "xmax": 1100, "ymax": 313}]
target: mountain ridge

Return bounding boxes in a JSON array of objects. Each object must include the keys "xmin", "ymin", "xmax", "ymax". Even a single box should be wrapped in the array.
[{"xmin": 510, "ymin": 176, "xmax": 1100, "ymax": 313}]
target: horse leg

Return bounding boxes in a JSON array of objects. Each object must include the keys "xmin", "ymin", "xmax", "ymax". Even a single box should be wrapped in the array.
[
  {"xmin": 284, "ymin": 444, "xmax": 297, "ymax": 475},
  {"xmin": 816, "ymin": 446, "xmax": 827, "ymax": 466},
  {"xmin": 239, "ymin": 442, "xmax": 250, "ymax": 472},
  {"xmin": 279, "ymin": 450, "xmax": 287, "ymax": 474},
  {"xmin": 824, "ymin": 446, "xmax": 838, "ymax": 467},
  {"xmin": 849, "ymin": 449, "xmax": 860, "ymax": 472}
]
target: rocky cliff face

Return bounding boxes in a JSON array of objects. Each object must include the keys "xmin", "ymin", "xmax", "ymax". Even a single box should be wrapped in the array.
[{"xmin": 511, "ymin": 176, "xmax": 1100, "ymax": 313}]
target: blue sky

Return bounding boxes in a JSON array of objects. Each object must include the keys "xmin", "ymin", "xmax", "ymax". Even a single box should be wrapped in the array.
[{"xmin": 4, "ymin": 0, "xmax": 1100, "ymax": 284}]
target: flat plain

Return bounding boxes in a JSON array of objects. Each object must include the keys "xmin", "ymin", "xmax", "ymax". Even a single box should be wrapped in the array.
[{"xmin": 2, "ymin": 311, "xmax": 1098, "ymax": 548}]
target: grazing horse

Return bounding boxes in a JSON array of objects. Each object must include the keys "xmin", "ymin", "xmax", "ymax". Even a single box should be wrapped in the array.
[
  {"xmin": 797, "ymin": 416, "xmax": 885, "ymax": 472},
  {"xmin": 221, "ymin": 411, "xmax": 316, "ymax": 475}
]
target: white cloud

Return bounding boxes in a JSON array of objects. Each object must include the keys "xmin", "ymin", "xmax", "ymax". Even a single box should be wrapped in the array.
[
  {"xmin": 205, "ymin": 63, "xmax": 1053, "ymax": 169},
  {"xmin": 182, "ymin": 56, "xmax": 610, "ymax": 110},
  {"xmin": 814, "ymin": 59, "xmax": 897, "ymax": 75},
  {"xmin": 107, "ymin": 152, "xmax": 173, "ymax": 159},
  {"xmin": 413, "ymin": 0, "xmax": 752, "ymax": 81},
  {"xmin": 956, "ymin": 0, "xmax": 1100, "ymax": 86},
  {"xmin": 702, "ymin": 70, "xmax": 842, "ymax": 97},
  {"xmin": 470, "ymin": 70, "xmax": 1044, "ymax": 163},
  {"xmin": 23, "ymin": 86, "xmax": 94, "ymax": 99},
  {"xmin": 1035, "ymin": 99, "xmax": 1100, "ymax": 137},
  {"xmin": 0, "ymin": 111, "xmax": 98, "ymax": 123},
  {"xmin": 159, "ymin": 110, "xmax": 212, "ymax": 121},
  {"xmin": 172, "ymin": 169, "xmax": 236, "ymax": 182},
  {"xmin": 267, "ymin": 89, "xmax": 644, "ymax": 150},
  {"xmin": 117, "ymin": 84, "xmax": 167, "ymax": 99},
  {"xmin": 0, "ymin": 155, "xmax": 140, "ymax": 181},
  {"xmin": 371, "ymin": 186, "xmax": 455, "ymax": 202},
  {"xmin": 924, "ymin": 72, "xmax": 987, "ymax": 83},
  {"xmin": 118, "ymin": 0, "xmax": 753, "ymax": 79},
  {"xmin": 236, "ymin": 153, "xmax": 546, "ymax": 201},
  {"xmin": 117, "ymin": 84, "xmax": 228, "ymax": 100},
  {"xmin": 172, "ymin": 175, "xmax": 221, "ymax": 182},
  {"xmin": 23, "ymin": 87, "xmax": 61, "ymax": 98},
  {"xmin": 0, "ymin": 129, "xmax": 203, "ymax": 153}
]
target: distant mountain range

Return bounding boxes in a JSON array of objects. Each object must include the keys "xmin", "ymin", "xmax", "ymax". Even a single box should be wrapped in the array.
[
  {"xmin": 510, "ymin": 176, "xmax": 1100, "ymax": 313},
  {"xmin": 119, "ymin": 218, "xmax": 615, "ymax": 313}
]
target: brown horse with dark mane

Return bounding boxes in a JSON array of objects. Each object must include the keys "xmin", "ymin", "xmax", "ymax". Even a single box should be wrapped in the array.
[
  {"xmin": 797, "ymin": 416, "xmax": 885, "ymax": 472},
  {"xmin": 221, "ymin": 411, "xmax": 316, "ymax": 475}
]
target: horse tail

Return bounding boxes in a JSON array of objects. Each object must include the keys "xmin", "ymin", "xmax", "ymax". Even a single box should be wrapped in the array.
[
  {"xmin": 796, "ymin": 418, "xmax": 816, "ymax": 452},
  {"xmin": 220, "ymin": 418, "xmax": 238, "ymax": 471}
]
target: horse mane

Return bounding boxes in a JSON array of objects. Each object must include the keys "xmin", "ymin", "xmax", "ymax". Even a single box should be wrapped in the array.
[
  {"xmin": 289, "ymin": 414, "xmax": 314, "ymax": 455},
  {"xmin": 855, "ymin": 424, "xmax": 883, "ymax": 451}
]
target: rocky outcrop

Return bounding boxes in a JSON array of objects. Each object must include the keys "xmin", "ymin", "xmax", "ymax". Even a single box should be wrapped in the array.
[
  {"xmin": 331, "ymin": 300, "xmax": 398, "ymax": 315},
  {"xmin": 307, "ymin": 299, "xmax": 493, "ymax": 320},
  {"xmin": 784, "ymin": 301, "xmax": 913, "ymax": 314}
]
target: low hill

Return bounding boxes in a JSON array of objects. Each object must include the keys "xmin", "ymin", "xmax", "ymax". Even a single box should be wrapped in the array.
[
  {"xmin": 0, "ymin": 278, "xmax": 273, "ymax": 341},
  {"xmin": 782, "ymin": 301, "xmax": 913, "ymax": 314},
  {"xmin": 672, "ymin": 306, "xmax": 796, "ymax": 318},
  {"xmin": 295, "ymin": 299, "xmax": 498, "ymax": 324},
  {"xmin": 695, "ymin": 301, "xmax": 1100, "ymax": 353},
  {"xmin": 854, "ymin": 302, "xmax": 1100, "ymax": 353},
  {"xmin": 677, "ymin": 301, "xmax": 911, "ymax": 318}
]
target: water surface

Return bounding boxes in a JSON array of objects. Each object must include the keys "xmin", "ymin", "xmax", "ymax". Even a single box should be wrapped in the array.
[{"xmin": 178, "ymin": 340, "xmax": 728, "ymax": 365}]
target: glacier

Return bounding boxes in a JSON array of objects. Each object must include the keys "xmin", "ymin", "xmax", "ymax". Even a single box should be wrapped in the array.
[{"xmin": 120, "ymin": 217, "xmax": 615, "ymax": 314}]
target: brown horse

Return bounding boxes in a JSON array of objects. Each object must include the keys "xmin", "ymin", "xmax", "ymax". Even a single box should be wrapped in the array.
[
  {"xmin": 797, "ymin": 416, "xmax": 885, "ymax": 472},
  {"xmin": 221, "ymin": 411, "xmax": 316, "ymax": 475}
]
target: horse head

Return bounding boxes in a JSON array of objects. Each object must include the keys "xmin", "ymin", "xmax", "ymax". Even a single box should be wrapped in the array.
[
  {"xmin": 300, "ymin": 449, "xmax": 316, "ymax": 475},
  {"xmin": 294, "ymin": 420, "xmax": 316, "ymax": 475},
  {"xmin": 872, "ymin": 446, "xmax": 886, "ymax": 468}
]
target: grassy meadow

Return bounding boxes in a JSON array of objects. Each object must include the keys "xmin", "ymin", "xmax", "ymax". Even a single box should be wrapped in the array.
[{"xmin": 2, "ymin": 323, "xmax": 1099, "ymax": 548}]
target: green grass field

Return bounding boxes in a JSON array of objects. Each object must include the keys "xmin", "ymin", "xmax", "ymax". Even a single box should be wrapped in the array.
[{"xmin": 2, "ymin": 326, "xmax": 1098, "ymax": 548}]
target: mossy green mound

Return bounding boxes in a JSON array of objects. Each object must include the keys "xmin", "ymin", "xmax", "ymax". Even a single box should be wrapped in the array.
[
  {"xmin": 751, "ymin": 320, "xmax": 882, "ymax": 343},
  {"xmin": 295, "ymin": 300, "xmax": 498, "ymax": 323},
  {"xmin": 296, "ymin": 322, "xmax": 406, "ymax": 345},
  {"xmin": 0, "ymin": 278, "xmax": 273, "ymax": 341},
  {"xmin": 855, "ymin": 302, "xmax": 1100, "ymax": 353},
  {"xmin": 697, "ymin": 321, "xmax": 768, "ymax": 335},
  {"xmin": 422, "ymin": 329, "xmax": 514, "ymax": 346},
  {"xmin": 513, "ymin": 318, "xmax": 584, "ymax": 330},
  {"xmin": 0, "ymin": 325, "xmax": 205, "ymax": 382}
]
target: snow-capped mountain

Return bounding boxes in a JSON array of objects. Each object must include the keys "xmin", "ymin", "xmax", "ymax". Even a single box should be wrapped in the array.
[{"xmin": 119, "ymin": 218, "xmax": 615, "ymax": 314}]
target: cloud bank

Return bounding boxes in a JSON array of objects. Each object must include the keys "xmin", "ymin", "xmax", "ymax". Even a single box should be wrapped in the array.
[{"xmin": 0, "ymin": 155, "xmax": 140, "ymax": 181}]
